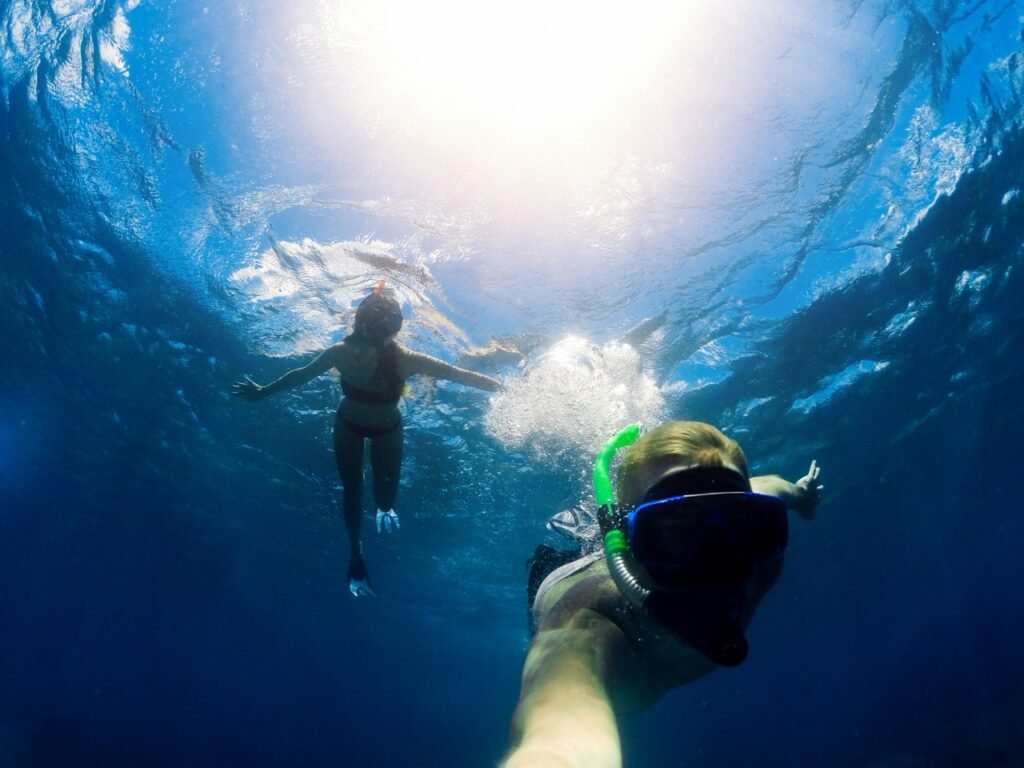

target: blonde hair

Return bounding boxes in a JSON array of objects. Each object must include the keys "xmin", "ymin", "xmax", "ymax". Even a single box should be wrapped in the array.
[{"xmin": 616, "ymin": 421, "xmax": 749, "ymax": 504}]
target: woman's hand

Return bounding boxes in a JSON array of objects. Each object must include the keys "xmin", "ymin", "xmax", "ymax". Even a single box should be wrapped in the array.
[
  {"xmin": 791, "ymin": 460, "xmax": 823, "ymax": 520},
  {"xmin": 231, "ymin": 376, "xmax": 265, "ymax": 401}
]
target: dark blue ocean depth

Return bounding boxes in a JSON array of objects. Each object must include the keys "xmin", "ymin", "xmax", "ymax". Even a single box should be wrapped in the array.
[{"xmin": 2, "ymin": 1, "xmax": 1023, "ymax": 766}]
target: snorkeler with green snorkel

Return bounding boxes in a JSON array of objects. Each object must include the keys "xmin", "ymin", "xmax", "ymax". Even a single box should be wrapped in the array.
[
  {"xmin": 503, "ymin": 420, "xmax": 822, "ymax": 768},
  {"xmin": 232, "ymin": 280, "xmax": 500, "ymax": 597}
]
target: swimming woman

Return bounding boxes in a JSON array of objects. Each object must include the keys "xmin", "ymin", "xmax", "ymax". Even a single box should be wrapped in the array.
[{"xmin": 232, "ymin": 281, "xmax": 500, "ymax": 597}]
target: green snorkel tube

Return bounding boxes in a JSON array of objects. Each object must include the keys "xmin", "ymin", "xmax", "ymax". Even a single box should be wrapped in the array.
[{"xmin": 593, "ymin": 422, "xmax": 651, "ymax": 609}]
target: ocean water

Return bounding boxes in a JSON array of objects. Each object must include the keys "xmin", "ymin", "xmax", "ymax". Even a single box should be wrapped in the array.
[{"xmin": 1, "ymin": 1, "xmax": 1023, "ymax": 766}]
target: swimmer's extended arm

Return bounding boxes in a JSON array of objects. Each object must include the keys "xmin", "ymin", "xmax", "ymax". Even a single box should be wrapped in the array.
[
  {"xmin": 231, "ymin": 345, "xmax": 343, "ymax": 401},
  {"xmin": 502, "ymin": 611, "xmax": 625, "ymax": 768},
  {"xmin": 750, "ymin": 460, "xmax": 823, "ymax": 520},
  {"xmin": 398, "ymin": 347, "xmax": 500, "ymax": 391}
]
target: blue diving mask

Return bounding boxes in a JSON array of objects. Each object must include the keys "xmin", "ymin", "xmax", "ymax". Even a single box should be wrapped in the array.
[{"xmin": 626, "ymin": 467, "xmax": 788, "ymax": 587}]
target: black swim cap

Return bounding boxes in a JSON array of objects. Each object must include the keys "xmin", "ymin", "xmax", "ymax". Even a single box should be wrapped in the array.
[{"xmin": 354, "ymin": 283, "xmax": 403, "ymax": 341}]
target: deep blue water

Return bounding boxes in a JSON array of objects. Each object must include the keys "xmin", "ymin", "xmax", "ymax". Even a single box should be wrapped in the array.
[{"xmin": 2, "ymin": 1, "xmax": 1023, "ymax": 766}]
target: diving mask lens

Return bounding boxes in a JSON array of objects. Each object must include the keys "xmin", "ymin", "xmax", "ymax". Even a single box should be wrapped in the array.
[{"xmin": 627, "ymin": 492, "xmax": 788, "ymax": 574}]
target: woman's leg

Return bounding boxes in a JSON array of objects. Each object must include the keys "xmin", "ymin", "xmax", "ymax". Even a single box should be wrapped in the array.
[
  {"xmin": 334, "ymin": 414, "xmax": 371, "ymax": 592},
  {"xmin": 369, "ymin": 417, "xmax": 404, "ymax": 515}
]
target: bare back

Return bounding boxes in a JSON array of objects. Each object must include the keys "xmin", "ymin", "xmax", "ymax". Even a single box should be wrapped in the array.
[{"xmin": 328, "ymin": 338, "xmax": 499, "ymax": 432}]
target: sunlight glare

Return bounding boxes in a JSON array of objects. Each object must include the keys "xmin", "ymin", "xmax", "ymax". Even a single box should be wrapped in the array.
[{"xmin": 370, "ymin": 0, "xmax": 690, "ymax": 163}]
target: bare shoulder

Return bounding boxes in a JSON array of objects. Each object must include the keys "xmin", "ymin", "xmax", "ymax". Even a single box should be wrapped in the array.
[
  {"xmin": 538, "ymin": 559, "xmax": 714, "ymax": 707},
  {"xmin": 394, "ymin": 342, "xmax": 427, "ymax": 361},
  {"xmin": 537, "ymin": 562, "xmax": 622, "ymax": 632},
  {"xmin": 313, "ymin": 341, "xmax": 343, "ymax": 369},
  {"xmin": 394, "ymin": 343, "xmax": 444, "ymax": 375},
  {"xmin": 328, "ymin": 338, "xmax": 376, "ymax": 371},
  {"xmin": 536, "ymin": 596, "xmax": 657, "ymax": 713}
]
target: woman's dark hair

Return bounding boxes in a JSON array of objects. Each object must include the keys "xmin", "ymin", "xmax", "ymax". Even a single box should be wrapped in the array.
[{"xmin": 354, "ymin": 283, "xmax": 403, "ymax": 342}]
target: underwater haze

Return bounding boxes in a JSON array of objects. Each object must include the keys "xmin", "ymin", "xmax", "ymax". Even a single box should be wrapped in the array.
[{"xmin": 2, "ymin": 0, "xmax": 1024, "ymax": 766}]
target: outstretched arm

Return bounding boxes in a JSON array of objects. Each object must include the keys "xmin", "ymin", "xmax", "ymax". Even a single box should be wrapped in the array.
[
  {"xmin": 750, "ymin": 460, "xmax": 823, "ymax": 520},
  {"xmin": 231, "ymin": 346, "xmax": 341, "ymax": 401},
  {"xmin": 400, "ymin": 348, "xmax": 500, "ymax": 391},
  {"xmin": 502, "ymin": 611, "xmax": 626, "ymax": 768}
]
